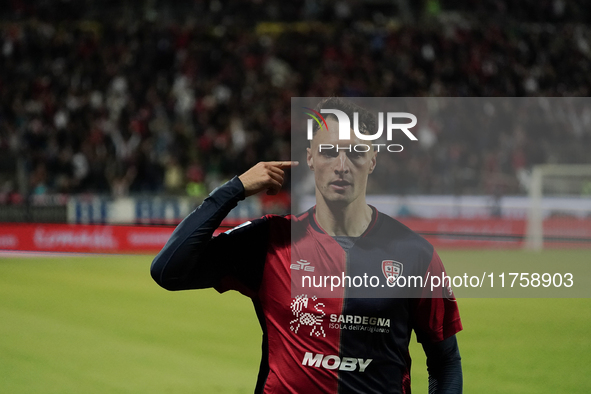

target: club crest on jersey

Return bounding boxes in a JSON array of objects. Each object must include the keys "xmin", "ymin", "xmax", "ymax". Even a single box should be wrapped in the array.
[{"xmin": 382, "ymin": 260, "xmax": 403, "ymax": 283}]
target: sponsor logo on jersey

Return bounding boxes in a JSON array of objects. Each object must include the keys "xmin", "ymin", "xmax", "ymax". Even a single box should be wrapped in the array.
[
  {"xmin": 289, "ymin": 297, "xmax": 390, "ymax": 337},
  {"xmin": 382, "ymin": 260, "xmax": 403, "ymax": 284},
  {"xmin": 289, "ymin": 294, "xmax": 326, "ymax": 337},
  {"xmin": 329, "ymin": 314, "xmax": 390, "ymax": 327},
  {"xmin": 290, "ymin": 259, "xmax": 315, "ymax": 272},
  {"xmin": 302, "ymin": 352, "xmax": 372, "ymax": 372}
]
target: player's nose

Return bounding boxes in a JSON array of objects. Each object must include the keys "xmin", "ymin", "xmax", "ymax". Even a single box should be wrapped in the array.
[{"xmin": 334, "ymin": 151, "xmax": 350, "ymax": 174}]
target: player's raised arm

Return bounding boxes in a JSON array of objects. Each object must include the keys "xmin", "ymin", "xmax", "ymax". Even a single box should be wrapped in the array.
[
  {"xmin": 150, "ymin": 161, "xmax": 295, "ymax": 292},
  {"xmin": 239, "ymin": 161, "xmax": 299, "ymax": 196}
]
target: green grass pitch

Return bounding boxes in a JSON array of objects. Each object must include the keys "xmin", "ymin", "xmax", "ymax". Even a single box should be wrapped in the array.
[{"xmin": 1, "ymin": 250, "xmax": 590, "ymax": 393}]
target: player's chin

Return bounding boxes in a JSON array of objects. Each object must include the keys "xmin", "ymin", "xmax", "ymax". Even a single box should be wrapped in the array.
[{"xmin": 325, "ymin": 192, "xmax": 354, "ymax": 204}]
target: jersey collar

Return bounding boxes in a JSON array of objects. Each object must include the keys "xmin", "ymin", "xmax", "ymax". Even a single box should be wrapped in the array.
[{"xmin": 308, "ymin": 205, "xmax": 379, "ymax": 238}]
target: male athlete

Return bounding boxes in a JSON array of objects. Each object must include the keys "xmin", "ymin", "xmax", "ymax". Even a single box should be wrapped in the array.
[{"xmin": 151, "ymin": 98, "xmax": 463, "ymax": 393}]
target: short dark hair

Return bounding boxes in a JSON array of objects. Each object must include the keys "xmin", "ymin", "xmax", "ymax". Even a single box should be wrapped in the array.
[{"xmin": 312, "ymin": 97, "xmax": 376, "ymax": 137}]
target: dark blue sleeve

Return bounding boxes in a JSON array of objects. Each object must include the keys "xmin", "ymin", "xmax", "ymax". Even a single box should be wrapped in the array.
[
  {"xmin": 150, "ymin": 176, "xmax": 269, "ymax": 295},
  {"xmin": 422, "ymin": 334, "xmax": 463, "ymax": 394}
]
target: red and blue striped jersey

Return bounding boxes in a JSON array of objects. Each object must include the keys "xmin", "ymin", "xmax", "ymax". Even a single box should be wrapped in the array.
[{"xmin": 152, "ymin": 177, "xmax": 462, "ymax": 394}]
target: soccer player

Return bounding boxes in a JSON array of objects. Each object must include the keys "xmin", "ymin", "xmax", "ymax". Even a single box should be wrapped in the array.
[{"xmin": 151, "ymin": 98, "xmax": 463, "ymax": 393}]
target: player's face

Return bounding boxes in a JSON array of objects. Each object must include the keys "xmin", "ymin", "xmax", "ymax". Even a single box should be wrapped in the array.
[{"xmin": 307, "ymin": 118, "xmax": 377, "ymax": 206}]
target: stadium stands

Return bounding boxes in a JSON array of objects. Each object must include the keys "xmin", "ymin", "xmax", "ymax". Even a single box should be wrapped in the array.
[{"xmin": 1, "ymin": 0, "xmax": 590, "ymax": 201}]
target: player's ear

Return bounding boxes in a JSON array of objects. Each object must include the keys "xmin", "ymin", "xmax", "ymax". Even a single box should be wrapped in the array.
[
  {"xmin": 368, "ymin": 151, "xmax": 377, "ymax": 174},
  {"xmin": 307, "ymin": 147, "xmax": 314, "ymax": 171}
]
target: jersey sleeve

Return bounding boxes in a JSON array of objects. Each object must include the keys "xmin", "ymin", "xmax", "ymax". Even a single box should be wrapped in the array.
[
  {"xmin": 150, "ymin": 176, "xmax": 270, "ymax": 297},
  {"xmin": 209, "ymin": 217, "xmax": 270, "ymax": 296},
  {"xmin": 422, "ymin": 335, "xmax": 463, "ymax": 393},
  {"xmin": 412, "ymin": 250, "xmax": 463, "ymax": 343}
]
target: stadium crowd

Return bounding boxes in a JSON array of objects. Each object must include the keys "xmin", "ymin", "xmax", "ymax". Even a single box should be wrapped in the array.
[{"xmin": 1, "ymin": 0, "xmax": 590, "ymax": 201}]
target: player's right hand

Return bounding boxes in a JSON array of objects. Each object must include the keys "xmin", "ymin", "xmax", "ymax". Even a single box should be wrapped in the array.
[{"xmin": 238, "ymin": 161, "xmax": 299, "ymax": 197}]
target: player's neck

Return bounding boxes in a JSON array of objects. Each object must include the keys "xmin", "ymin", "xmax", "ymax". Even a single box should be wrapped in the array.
[{"xmin": 315, "ymin": 197, "xmax": 373, "ymax": 237}]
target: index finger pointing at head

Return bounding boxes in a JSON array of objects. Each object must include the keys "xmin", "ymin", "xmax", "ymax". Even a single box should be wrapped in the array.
[{"xmin": 272, "ymin": 161, "xmax": 299, "ymax": 169}]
